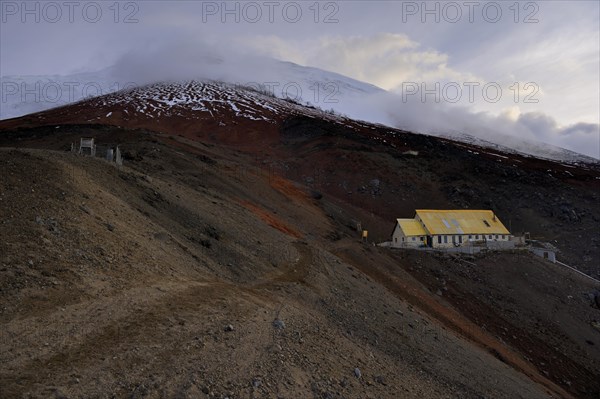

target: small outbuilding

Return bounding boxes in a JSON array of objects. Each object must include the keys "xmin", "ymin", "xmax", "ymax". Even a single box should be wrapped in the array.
[
  {"xmin": 79, "ymin": 138, "xmax": 96, "ymax": 156},
  {"xmin": 528, "ymin": 241, "xmax": 558, "ymax": 263},
  {"xmin": 392, "ymin": 218, "xmax": 428, "ymax": 247}
]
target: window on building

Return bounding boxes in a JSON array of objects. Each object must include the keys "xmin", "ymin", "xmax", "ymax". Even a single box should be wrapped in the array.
[
  {"xmin": 444, "ymin": 236, "xmax": 448, "ymax": 243},
  {"xmin": 469, "ymin": 235, "xmax": 472, "ymax": 240},
  {"xmin": 495, "ymin": 235, "xmax": 498, "ymax": 239},
  {"xmin": 437, "ymin": 236, "xmax": 441, "ymax": 244},
  {"xmin": 501, "ymin": 235, "xmax": 504, "ymax": 239},
  {"xmin": 459, "ymin": 236, "xmax": 463, "ymax": 243},
  {"xmin": 475, "ymin": 235, "xmax": 479, "ymax": 240},
  {"xmin": 420, "ymin": 237, "xmax": 424, "ymax": 241},
  {"xmin": 394, "ymin": 237, "xmax": 397, "ymax": 243},
  {"xmin": 489, "ymin": 235, "xmax": 492, "ymax": 239},
  {"xmin": 402, "ymin": 237, "xmax": 404, "ymax": 242},
  {"xmin": 412, "ymin": 237, "xmax": 416, "ymax": 241}
]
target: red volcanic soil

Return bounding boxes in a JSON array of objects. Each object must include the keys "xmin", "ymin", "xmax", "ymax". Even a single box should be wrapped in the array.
[{"xmin": 238, "ymin": 199, "xmax": 304, "ymax": 239}]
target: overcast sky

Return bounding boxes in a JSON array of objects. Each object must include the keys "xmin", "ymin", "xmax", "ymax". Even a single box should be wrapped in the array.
[{"xmin": 1, "ymin": 1, "xmax": 599, "ymax": 157}]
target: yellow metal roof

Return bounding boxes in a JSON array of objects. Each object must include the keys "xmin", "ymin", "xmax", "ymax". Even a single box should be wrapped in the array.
[
  {"xmin": 397, "ymin": 218, "xmax": 427, "ymax": 236},
  {"xmin": 415, "ymin": 210, "xmax": 510, "ymax": 235}
]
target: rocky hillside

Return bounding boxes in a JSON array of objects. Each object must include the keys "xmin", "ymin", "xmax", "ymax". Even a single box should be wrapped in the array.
[{"xmin": 1, "ymin": 83, "xmax": 599, "ymax": 398}]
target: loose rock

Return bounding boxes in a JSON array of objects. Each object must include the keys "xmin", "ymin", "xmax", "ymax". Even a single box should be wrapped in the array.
[{"xmin": 273, "ymin": 318, "xmax": 286, "ymax": 330}]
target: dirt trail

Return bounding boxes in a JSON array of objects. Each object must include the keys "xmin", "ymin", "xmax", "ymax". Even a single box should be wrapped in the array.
[{"xmin": 253, "ymin": 241, "xmax": 314, "ymax": 288}]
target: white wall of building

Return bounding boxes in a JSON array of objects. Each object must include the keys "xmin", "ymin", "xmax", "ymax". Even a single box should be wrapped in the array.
[
  {"xmin": 391, "ymin": 225, "xmax": 426, "ymax": 248},
  {"xmin": 431, "ymin": 234, "xmax": 510, "ymax": 248}
]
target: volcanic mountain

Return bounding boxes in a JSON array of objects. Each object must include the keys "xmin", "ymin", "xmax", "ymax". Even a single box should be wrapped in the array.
[
  {"xmin": 1, "ymin": 80, "xmax": 599, "ymax": 398},
  {"xmin": 3, "ymin": 61, "xmax": 598, "ymax": 162}
]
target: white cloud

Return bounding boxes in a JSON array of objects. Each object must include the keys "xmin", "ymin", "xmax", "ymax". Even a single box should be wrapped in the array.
[
  {"xmin": 245, "ymin": 33, "xmax": 482, "ymax": 91},
  {"xmin": 329, "ymin": 89, "xmax": 599, "ymax": 159},
  {"xmin": 452, "ymin": 14, "xmax": 599, "ymax": 126}
]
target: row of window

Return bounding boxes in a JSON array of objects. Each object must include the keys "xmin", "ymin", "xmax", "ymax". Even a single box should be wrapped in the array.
[
  {"xmin": 396, "ymin": 237, "xmax": 425, "ymax": 242},
  {"xmin": 436, "ymin": 234, "xmax": 504, "ymax": 243},
  {"xmin": 395, "ymin": 234, "xmax": 506, "ymax": 244}
]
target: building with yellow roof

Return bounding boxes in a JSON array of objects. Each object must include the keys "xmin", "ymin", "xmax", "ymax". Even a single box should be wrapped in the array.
[{"xmin": 391, "ymin": 210, "xmax": 511, "ymax": 249}]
